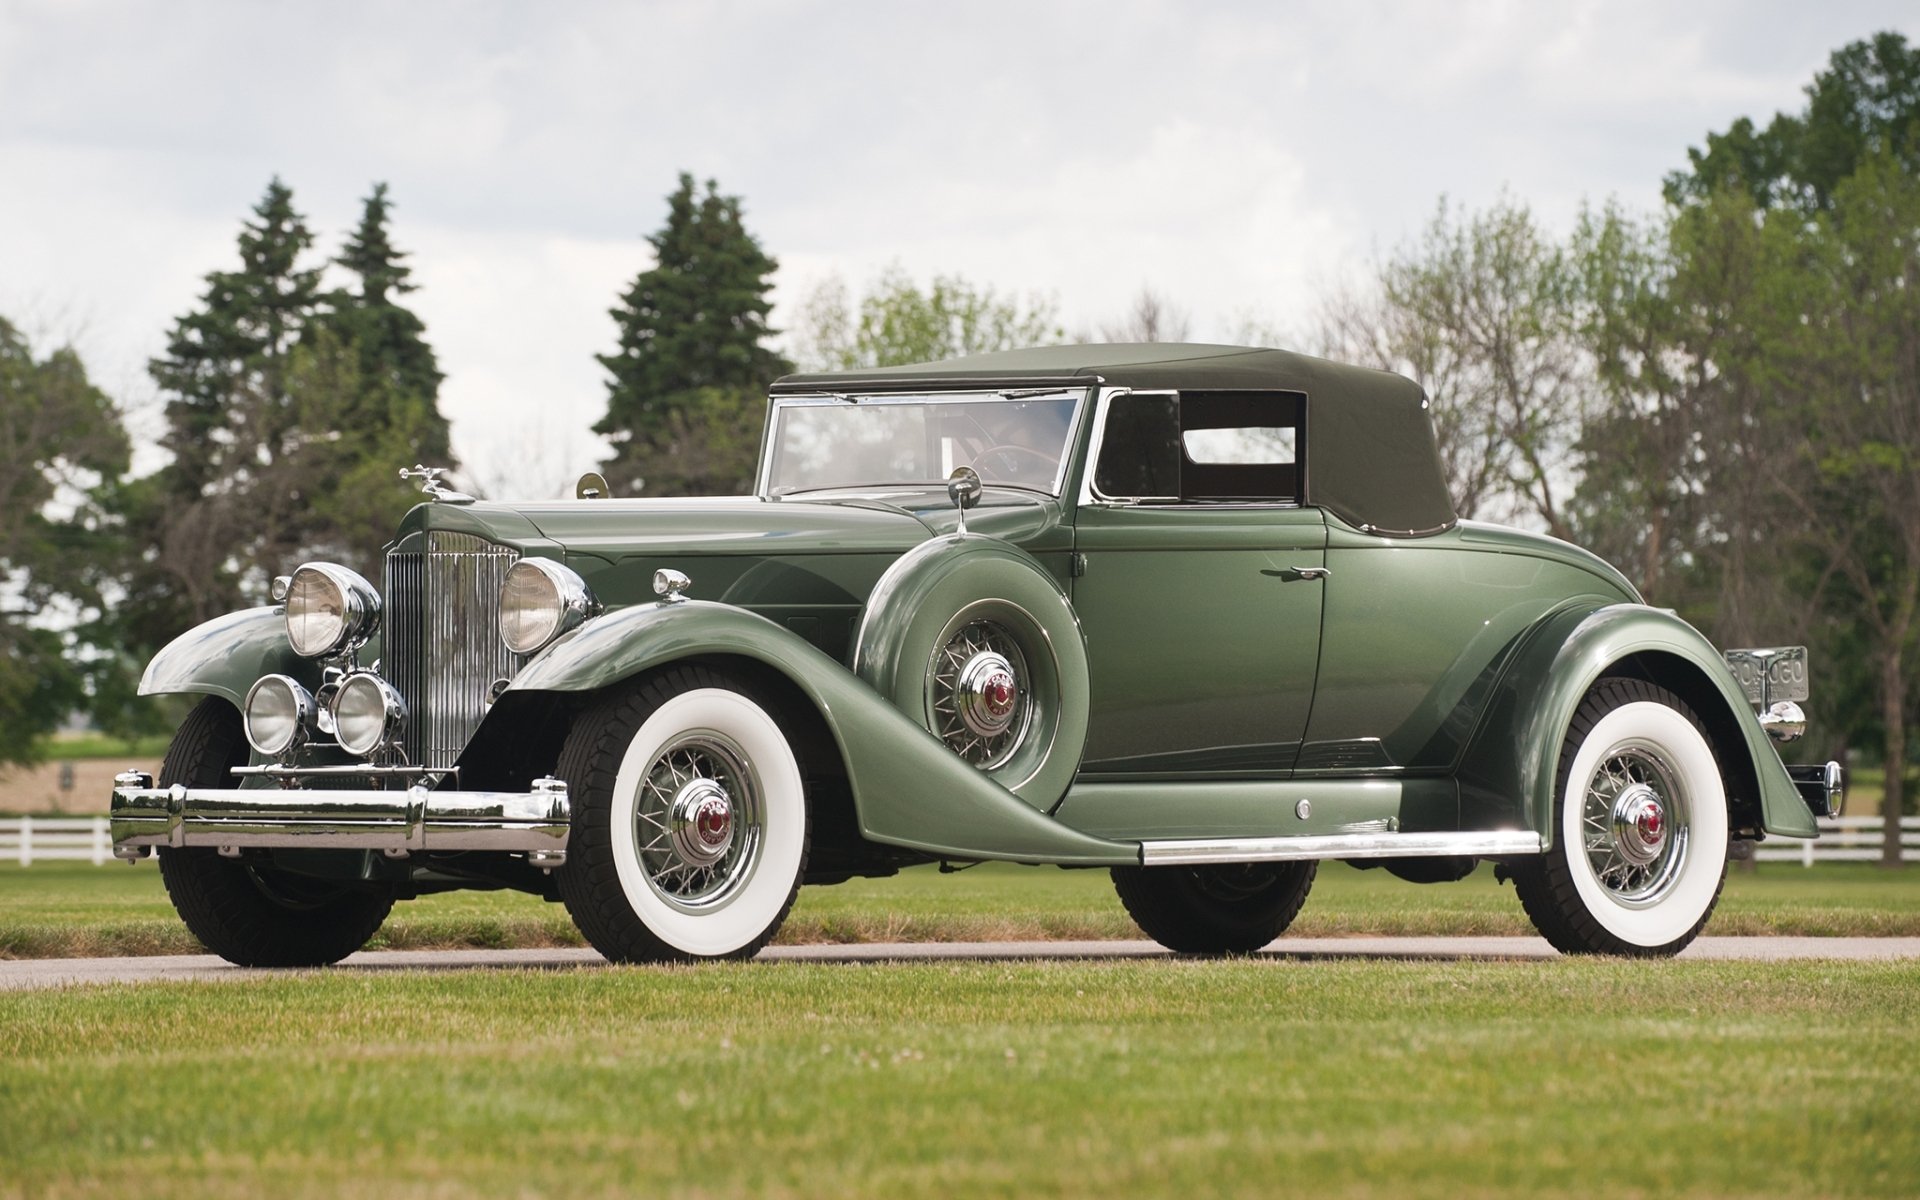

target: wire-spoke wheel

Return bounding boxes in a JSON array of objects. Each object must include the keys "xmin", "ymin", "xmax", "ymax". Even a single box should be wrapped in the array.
[
  {"xmin": 556, "ymin": 666, "xmax": 808, "ymax": 963},
  {"xmin": 1512, "ymin": 677, "xmax": 1728, "ymax": 957},
  {"xmin": 929, "ymin": 617, "xmax": 1034, "ymax": 769}
]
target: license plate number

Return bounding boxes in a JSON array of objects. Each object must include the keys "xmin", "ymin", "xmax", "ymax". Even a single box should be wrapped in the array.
[{"xmin": 1723, "ymin": 646, "xmax": 1809, "ymax": 704}]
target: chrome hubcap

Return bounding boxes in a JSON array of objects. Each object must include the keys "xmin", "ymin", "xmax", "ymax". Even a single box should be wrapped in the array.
[
  {"xmin": 667, "ymin": 779, "xmax": 735, "ymax": 867},
  {"xmin": 956, "ymin": 652, "xmax": 1020, "ymax": 738},
  {"xmin": 633, "ymin": 733, "xmax": 761, "ymax": 910},
  {"xmin": 1610, "ymin": 783, "xmax": 1667, "ymax": 866},
  {"xmin": 1581, "ymin": 747, "xmax": 1689, "ymax": 906},
  {"xmin": 931, "ymin": 620, "xmax": 1032, "ymax": 768}
]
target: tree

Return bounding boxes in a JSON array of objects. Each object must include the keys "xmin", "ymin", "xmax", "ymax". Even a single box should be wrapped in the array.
[
  {"xmin": 0, "ymin": 318, "xmax": 130, "ymax": 765},
  {"xmin": 1098, "ymin": 286, "xmax": 1192, "ymax": 343},
  {"xmin": 329, "ymin": 182, "xmax": 450, "ymax": 455},
  {"xmin": 1314, "ymin": 196, "xmax": 1590, "ymax": 534},
  {"xmin": 120, "ymin": 177, "xmax": 459, "ymax": 659},
  {"xmin": 1668, "ymin": 31, "xmax": 1920, "ymax": 213},
  {"xmin": 312, "ymin": 183, "xmax": 457, "ymax": 573},
  {"xmin": 1663, "ymin": 34, "xmax": 1920, "ymax": 864},
  {"xmin": 792, "ymin": 266, "xmax": 1063, "ymax": 372},
  {"xmin": 596, "ymin": 174, "xmax": 789, "ymax": 496}
]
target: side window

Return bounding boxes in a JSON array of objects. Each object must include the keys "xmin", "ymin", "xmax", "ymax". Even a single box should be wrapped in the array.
[{"xmin": 1094, "ymin": 390, "xmax": 1304, "ymax": 503}]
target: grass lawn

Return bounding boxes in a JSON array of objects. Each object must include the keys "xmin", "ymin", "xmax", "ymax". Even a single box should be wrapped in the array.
[
  {"xmin": 0, "ymin": 958, "xmax": 1914, "ymax": 1197},
  {"xmin": 3, "ymin": 856, "xmax": 1918, "ymax": 958}
]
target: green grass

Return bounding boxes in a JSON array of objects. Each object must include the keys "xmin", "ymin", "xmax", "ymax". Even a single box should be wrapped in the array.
[
  {"xmin": 3, "ymin": 857, "xmax": 1918, "ymax": 959},
  {"xmin": 0, "ymin": 959, "xmax": 1914, "ymax": 1197}
]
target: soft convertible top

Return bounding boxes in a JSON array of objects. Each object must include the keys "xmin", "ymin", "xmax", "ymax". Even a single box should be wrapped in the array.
[{"xmin": 772, "ymin": 344, "xmax": 1458, "ymax": 537}]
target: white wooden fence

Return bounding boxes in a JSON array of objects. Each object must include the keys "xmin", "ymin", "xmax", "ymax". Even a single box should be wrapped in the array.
[
  {"xmin": 0, "ymin": 817, "xmax": 129, "ymax": 866},
  {"xmin": 0, "ymin": 814, "xmax": 1912, "ymax": 867},
  {"xmin": 1753, "ymin": 815, "xmax": 1920, "ymax": 865}
]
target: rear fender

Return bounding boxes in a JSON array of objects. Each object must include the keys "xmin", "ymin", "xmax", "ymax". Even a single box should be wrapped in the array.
[
  {"xmin": 138, "ymin": 607, "xmax": 316, "ymax": 710},
  {"xmin": 503, "ymin": 600, "xmax": 1135, "ymax": 865},
  {"xmin": 1457, "ymin": 603, "xmax": 1815, "ymax": 845}
]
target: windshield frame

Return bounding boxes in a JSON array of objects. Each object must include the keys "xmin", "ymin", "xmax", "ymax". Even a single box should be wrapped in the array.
[{"xmin": 754, "ymin": 387, "xmax": 1093, "ymax": 501}]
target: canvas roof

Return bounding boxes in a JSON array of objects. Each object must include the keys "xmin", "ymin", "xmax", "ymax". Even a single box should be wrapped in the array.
[{"xmin": 772, "ymin": 344, "xmax": 1458, "ymax": 537}]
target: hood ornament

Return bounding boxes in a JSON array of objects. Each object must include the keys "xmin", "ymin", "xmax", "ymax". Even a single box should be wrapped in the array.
[
  {"xmin": 947, "ymin": 466, "xmax": 982, "ymax": 536},
  {"xmin": 398, "ymin": 464, "xmax": 474, "ymax": 505}
]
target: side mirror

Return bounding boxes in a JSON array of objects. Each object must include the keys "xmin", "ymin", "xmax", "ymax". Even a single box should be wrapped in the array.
[
  {"xmin": 575, "ymin": 471, "xmax": 611, "ymax": 500},
  {"xmin": 947, "ymin": 465, "xmax": 983, "ymax": 534}
]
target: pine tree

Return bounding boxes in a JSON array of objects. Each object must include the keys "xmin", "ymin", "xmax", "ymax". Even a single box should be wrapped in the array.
[
  {"xmin": 329, "ymin": 182, "xmax": 451, "ymax": 461},
  {"xmin": 150, "ymin": 178, "xmax": 322, "ymax": 499},
  {"xmin": 595, "ymin": 173, "xmax": 790, "ymax": 495}
]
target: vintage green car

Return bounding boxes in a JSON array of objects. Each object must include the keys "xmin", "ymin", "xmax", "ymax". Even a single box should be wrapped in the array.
[{"xmin": 112, "ymin": 344, "xmax": 1842, "ymax": 964}]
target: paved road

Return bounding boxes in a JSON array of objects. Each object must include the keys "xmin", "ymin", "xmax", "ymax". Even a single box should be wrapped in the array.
[{"xmin": 2, "ymin": 936, "xmax": 1917, "ymax": 991}]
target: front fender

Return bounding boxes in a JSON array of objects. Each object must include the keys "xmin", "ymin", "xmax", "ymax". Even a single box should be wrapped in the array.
[
  {"xmin": 138, "ymin": 607, "xmax": 315, "ymax": 709},
  {"xmin": 505, "ymin": 600, "xmax": 1135, "ymax": 865},
  {"xmin": 1457, "ymin": 602, "xmax": 1815, "ymax": 846}
]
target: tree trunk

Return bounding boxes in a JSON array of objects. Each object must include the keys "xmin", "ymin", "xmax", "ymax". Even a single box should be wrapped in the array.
[{"xmin": 1881, "ymin": 649, "xmax": 1906, "ymax": 869}]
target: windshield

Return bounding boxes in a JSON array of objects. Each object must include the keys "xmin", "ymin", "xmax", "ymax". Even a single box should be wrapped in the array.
[{"xmin": 763, "ymin": 392, "xmax": 1082, "ymax": 497}]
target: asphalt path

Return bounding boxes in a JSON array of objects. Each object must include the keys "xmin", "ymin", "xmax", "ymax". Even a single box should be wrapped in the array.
[{"xmin": 2, "ymin": 936, "xmax": 1917, "ymax": 991}]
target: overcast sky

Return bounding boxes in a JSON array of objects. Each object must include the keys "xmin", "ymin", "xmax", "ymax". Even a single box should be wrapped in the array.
[{"xmin": 4, "ymin": 0, "xmax": 1916, "ymax": 493}]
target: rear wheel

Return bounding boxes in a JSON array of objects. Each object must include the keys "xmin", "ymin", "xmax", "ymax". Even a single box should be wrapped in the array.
[
  {"xmin": 1111, "ymin": 861, "xmax": 1317, "ymax": 954},
  {"xmin": 1511, "ymin": 678, "xmax": 1729, "ymax": 956},
  {"xmin": 156, "ymin": 698, "xmax": 394, "ymax": 967},
  {"xmin": 556, "ymin": 666, "xmax": 809, "ymax": 963}
]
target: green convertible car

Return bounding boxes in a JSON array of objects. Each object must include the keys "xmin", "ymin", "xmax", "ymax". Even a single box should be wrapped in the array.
[{"xmin": 111, "ymin": 344, "xmax": 1842, "ymax": 964}]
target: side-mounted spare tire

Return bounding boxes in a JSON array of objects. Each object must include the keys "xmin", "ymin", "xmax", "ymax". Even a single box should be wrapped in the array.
[{"xmin": 853, "ymin": 535, "xmax": 1090, "ymax": 810}]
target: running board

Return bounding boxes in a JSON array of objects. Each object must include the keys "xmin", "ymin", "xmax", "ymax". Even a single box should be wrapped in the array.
[{"xmin": 1138, "ymin": 830, "xmax": 1544, "ymax": 867}]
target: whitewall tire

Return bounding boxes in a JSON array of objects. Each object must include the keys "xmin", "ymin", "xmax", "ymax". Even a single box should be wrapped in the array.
[
  {"xmin": 1513, "ymin": 678, "xmax": 1729, "ymax": 956},
  {"xmin": 556, "ymin": 667, "xmax": 808, "ymax": 962}
]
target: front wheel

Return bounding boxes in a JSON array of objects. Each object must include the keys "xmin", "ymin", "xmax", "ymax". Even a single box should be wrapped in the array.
[
  {"xmin": 1112, "ymin": 861, "xmax": 1317, "ymax": 954},
  {"xmin": 156, "ymin": 698, "xmax": 394, "ymax": 967},
  {"xmin": 1512, "ymin": 678, "xmax": 1729, "ymax": 956},
  {"xmin": 555, "ymin": 666, "xmax": 809, "ymax": 963}
]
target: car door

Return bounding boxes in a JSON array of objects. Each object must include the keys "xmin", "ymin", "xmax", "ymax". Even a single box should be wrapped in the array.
[{"xmin": 1071, "ymin": 390, "xmax": 1326, "ymax": 777}]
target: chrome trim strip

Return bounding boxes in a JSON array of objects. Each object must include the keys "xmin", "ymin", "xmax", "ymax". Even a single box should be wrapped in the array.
[
  {"xmin": 109, "ymin": 774, "xmax": 570, "ymax": 864},
  {"xmin": 1138, "ymin": 829, "xmax": 1544, "ymax": 866}
]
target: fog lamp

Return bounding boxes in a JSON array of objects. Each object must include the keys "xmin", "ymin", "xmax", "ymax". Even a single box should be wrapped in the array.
[
  {"xmin": 331, "ymin": 672, "xmax": 406, "ymax": 757},
  {"xmin": 244, "ymin": 674, "xmax": 315, "ymax": 758}
]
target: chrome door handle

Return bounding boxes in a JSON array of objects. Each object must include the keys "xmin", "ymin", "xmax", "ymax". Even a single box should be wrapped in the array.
[{"xmin": 1291, "ymin": 566, "xmax": 1331, "ymax": 580}]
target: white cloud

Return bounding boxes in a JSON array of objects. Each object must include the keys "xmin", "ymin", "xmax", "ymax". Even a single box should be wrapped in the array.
[{"xmin": 2, "ymin": 0, "xmax": 1916, "ymax": 491}]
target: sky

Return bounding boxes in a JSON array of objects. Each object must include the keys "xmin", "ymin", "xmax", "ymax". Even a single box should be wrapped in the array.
[{"xmin": 4, "ymin": 0, "xmax": 1916, "ymax": 494}]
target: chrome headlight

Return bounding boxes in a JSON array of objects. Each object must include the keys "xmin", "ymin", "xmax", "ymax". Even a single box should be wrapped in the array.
[
  {"xmin": 284, "ymin": 563, "xmax": 381, "ymax": 658},
  {"xmin": 499, "ymin": 559, "xmax": 595, "ymax": 655},
  {"xmin": 244, "ymin": 674, "xmax": 314, "ymax": 757},
  {"xmin": 331, "ymin": 672, "xmax": 406, "ymax": 757}
]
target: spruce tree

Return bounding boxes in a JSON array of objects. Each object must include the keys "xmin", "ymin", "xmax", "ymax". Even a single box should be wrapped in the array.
[
  {"xmin": 150, "ymin": 178, "xmax": 322, "ymax": 499},
  {"xmin": 330, "ymin": 182, "xmax": 452, "ymax": 462},
  {"xmin": 596, "ymin": 173, "xmax": 790, "ymax": 495}
]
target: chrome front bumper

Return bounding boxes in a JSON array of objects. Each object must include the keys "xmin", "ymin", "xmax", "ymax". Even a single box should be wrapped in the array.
[{"xmin": 108, "ymin": 771, "xmax": 571, "ymax": 865}]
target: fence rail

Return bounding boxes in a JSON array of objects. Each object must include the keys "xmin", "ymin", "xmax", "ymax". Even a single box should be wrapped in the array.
[
  {"xmin": 0, "ymin": 817, "xmax": 126, "ymax": 866},
  {"xmin": 0, "ymin": 815, "xmax": 1912, "ymax": 868},
  {"xmin": 1753, "ymin": 815, "xmax": 1920, "ymax": 865}
]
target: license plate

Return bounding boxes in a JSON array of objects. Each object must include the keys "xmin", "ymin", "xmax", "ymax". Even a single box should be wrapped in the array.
[{"xmin": 1723, "ymin": 646, "xmax": 1809, "ymax": 704}]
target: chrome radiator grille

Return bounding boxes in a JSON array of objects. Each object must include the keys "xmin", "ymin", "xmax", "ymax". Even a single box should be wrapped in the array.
[{"xmin": 382, "ymin": 532, "xmax": 523, "ymax": 769}]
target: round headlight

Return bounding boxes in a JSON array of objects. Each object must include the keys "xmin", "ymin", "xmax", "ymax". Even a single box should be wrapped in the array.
[
  {"xmin": 284, "ymin": 563, "xmax": 381, "ymax": 658},
  {"xmin": 244, "ymin": 674, "xmax": 314, "ymax": 758},
  {"xmin": 331, "ymin": 673, "xmax": 405, "ymax": 757},
  {"xmin": 499, "ymin": 559, "xmax": 595, "ymax": 655}
]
